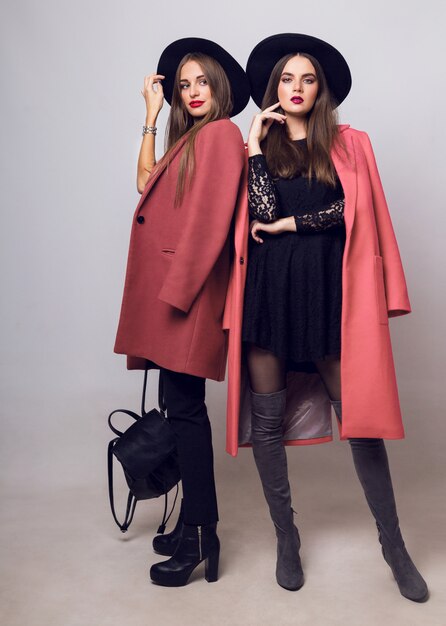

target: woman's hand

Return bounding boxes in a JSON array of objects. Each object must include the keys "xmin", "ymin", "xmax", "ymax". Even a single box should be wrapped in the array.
[
  {"xmin": 137, "ymin": 73, "xmax": 164, "ymax": 193},
  {"xmin": 141, "ymin": 73, "xmax": 165, "ymax": 124},
  {"xmin": 251, "ymin": 217, "xmax": 296, "ymax": 243},
  {"xmin": 247, "ymin": 103, "xmax": 287, "ymax": 156}
]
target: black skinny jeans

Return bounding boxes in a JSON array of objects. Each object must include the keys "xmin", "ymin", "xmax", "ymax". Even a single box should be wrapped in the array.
[{"xmin": 161, "ymin": 368, "xmax": 219, "ymax": 526}]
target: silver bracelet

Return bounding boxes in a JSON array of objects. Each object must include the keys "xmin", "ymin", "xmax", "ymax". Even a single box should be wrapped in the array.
[{"xmin": 142, "ymin": 125, "xmax": 157, "ymax": 136}]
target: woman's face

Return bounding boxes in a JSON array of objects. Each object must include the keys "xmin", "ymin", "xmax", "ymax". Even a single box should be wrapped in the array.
[
  {"xmin": 179, "ymin": 60, "xmax": 213, "ymax": 118},
  {"xmin": 277, "ymin": 55, "xmax": 319, "ymax": 117}
]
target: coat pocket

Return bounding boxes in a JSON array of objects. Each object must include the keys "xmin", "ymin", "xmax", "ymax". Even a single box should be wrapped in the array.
[
  {"xmin": 374, "ymin": 255, "xmax": 388, "ymax": 325},
  {"xmin": 161, "ymin": 248, "xmax": 176, "ymax": 257}
]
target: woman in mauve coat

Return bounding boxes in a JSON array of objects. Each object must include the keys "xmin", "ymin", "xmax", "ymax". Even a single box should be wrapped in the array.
[
  {"xmin": 224, "ymin": 33, "xmax": 428, "ymax": 601},
  {"xmin": 114, "ymin": 37, "xmax": 249, "ymax": 587}
]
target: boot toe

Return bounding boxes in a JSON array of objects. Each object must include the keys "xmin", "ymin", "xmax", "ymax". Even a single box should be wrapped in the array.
[
  {"xmin": 397, "ymin": 571, "xmax": 429, "ymax": 603},
  {"xmin": 150, "ymin": 559, "xmax": 189, "ymax": 587},
  {"xmin": 276, "ymin": 568, "xmax": 305, "ymax": 591},
  {"xmin": 382, "ymin": 545, "xmax": 429, "ymax": 602},
  {"xmin": 401, "ymin": 583, "xmax": 429, "ymax": 603}
]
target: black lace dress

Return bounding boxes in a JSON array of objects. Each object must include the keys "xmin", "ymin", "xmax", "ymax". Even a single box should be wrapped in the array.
[{"xmin": 242, "ymin": 140, "xmax": 346, "ymax": 367}]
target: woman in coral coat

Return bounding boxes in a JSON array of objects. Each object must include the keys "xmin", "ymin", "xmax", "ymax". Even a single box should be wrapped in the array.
[
  {"xmin": 224, "ymin": 33, "xmax": 428, "ymax": 601},
  {"xmin": 114, "ymin": 37, "xmax": 249, "ymax": 587}
]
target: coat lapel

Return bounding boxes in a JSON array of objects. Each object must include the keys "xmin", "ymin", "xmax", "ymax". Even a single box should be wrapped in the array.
[
  {"xmin": 135, "ymin": 134, "xmax": 188, "ymax": 212},
  {"xmin": 331, "ymin": 128, "xmax": 357, "ymax": 242}
]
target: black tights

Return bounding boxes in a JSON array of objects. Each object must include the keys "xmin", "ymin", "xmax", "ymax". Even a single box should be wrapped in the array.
[{"xmin": 246, "ymin": 344, "xmax": 341, "ymax": 400}]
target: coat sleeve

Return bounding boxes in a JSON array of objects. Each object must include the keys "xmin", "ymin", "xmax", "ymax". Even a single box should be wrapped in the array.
[
  {"xmin": 359, "ymin": 132, "xmax": 411, "ymax": 317},
  {"xmin": 158, "ymin": 120, "xmax": 245, "ymax": 313}
]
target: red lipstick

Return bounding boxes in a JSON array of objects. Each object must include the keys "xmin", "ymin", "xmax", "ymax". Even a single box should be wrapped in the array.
[
  {"xmin": 189, "ymin": 100, "xmax": 205, "ymax": 108},
  {"xmin": 291, "ymin": 97, "xmax": 304, "ymax": 104}
]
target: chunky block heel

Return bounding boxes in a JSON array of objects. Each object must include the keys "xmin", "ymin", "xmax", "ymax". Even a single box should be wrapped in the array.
[{"xmin": 204, "ymin": 546, "xmax": 220, "ymax": 583}]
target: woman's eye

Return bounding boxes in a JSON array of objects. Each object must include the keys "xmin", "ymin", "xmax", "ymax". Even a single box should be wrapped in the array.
[
  {"xmin": 281, "ymin": 77, "xmax": 291, "ymax": 83},
  {"xmin": 180, "ymin": 83, "xmax": 189, "ymax": 89},
  {"xmin": 199, "ymin": 79, "xmax": 208, "ymax": 85},
  {"xmin": 303, "ymin": 78, "xmax": 315, "ymax": 84}
]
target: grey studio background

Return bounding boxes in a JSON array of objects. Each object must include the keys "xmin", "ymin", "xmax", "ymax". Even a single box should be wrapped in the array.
[{"xmin": 1, "ymin": 1, "xmax": 445, "ymax": 625}]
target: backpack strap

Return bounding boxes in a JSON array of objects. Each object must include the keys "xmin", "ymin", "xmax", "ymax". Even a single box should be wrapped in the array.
[
  {"xmin": 157, "ymin": 483, "xmax": 179, "ymax": 534},
  {"xmin": 107, "ymin": 438, "xmax": 137, "ymax": 532},
  {"xmin": 108, "ymin": 408, "xmax": 141, "ymax": 437},
  {"xmin": 141, "ymin": 367, "xmax": 166, "ymax": 416}
]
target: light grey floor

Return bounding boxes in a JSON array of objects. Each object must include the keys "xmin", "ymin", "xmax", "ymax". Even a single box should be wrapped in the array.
[{"xmin": 1, "ymin": 441, "xmax": 445, "ymax": 626}]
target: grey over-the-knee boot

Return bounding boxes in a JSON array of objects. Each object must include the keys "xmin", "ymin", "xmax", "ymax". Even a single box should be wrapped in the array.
[
  {"xmin": 251, "ymin": 389, "xmax": 304, "ymax": 591},
  {"xmin": 332, "ymin": 401, "xmax": 428, "ymax": 602}
]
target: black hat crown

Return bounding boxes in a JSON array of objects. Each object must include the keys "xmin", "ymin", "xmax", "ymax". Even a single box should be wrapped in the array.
[
  {"xmin": 246, "ymin": 33, "xmax": 352, "ymax": 108},
  {"xmin": 157, "ymin": 37, "xmax": 251, "ymax": 117}
]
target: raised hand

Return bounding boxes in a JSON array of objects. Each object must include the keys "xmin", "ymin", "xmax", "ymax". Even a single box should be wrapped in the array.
[
  {"xmin": 247, "ymin": 103, "xmax": 287, "ymax": 155},
  {"xmin": 141, "ymin": 73, "xmax": 165, "ymax": 123}
]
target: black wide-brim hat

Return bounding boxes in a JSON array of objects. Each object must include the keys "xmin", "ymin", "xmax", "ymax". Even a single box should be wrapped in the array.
[
  {"xmin": 157, "ymin": 37, "xmax": 250, "ymax": 117},
  {"xmin": 246, "ymin": 33, "xmax": 352, "ymax": 108}
]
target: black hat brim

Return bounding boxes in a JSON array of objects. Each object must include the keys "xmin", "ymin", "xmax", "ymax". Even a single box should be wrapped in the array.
[
  {"xmin": 246, "ymin": 33, "xmax": 352, "ymax": 108},
  {"xmin": 157, "ymin": 37, "xmax": 250, "ymax": 117}
]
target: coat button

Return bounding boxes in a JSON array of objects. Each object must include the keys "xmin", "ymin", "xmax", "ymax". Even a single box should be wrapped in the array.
[
  {"xmin": 136, "ymin": 215, "xmax": 145, "ymax": 224},
  {"xmin": 239, "ymin": 256, "xmax": 245, "ymax": 265}
]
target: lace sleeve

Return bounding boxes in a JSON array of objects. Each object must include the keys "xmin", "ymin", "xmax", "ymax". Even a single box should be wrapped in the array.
[
  {"xmin": 294, "ymin": 198, "xmax": 345, "ymax": 232},
  {"xmin": 248, "ymin": 154, "xmax": 279, "ymax": 222}
]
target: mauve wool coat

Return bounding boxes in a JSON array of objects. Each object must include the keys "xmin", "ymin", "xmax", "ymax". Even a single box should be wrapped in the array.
[
  {"xmin": 114, "ymin": 119, "xmax": 247, "ymax": 381},
  {"xmin": 223, "ymin": 125, "xmax": 411, "ymax": 456}
]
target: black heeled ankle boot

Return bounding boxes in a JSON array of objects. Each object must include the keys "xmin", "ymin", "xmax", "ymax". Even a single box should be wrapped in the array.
[
  {"xmin": 150, "ymin": 523, "xmax": 220, "ymax": 587},
  {"xmin": 152, "ymin": 499, "xmax": 184, "ymax": 556}
]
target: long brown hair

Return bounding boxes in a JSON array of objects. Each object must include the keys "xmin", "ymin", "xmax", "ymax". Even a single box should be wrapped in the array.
[
  {"xmin": 261, "ymin": 52, "xmax": 343, "ymax": 185},
  {"xmin": 162, "ymin": 53, "xmax": 233, "ymax": 205}
]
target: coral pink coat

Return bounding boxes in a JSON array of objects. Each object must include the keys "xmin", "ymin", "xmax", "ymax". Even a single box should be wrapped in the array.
[
  {"xmin": 223, "ymin": 125, "xmax": 411, "ymax": 456},
  {"xmin": 114, "ymin": 119, "xmax": 246, "ymax": 381}
]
